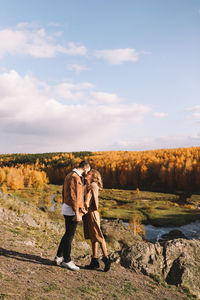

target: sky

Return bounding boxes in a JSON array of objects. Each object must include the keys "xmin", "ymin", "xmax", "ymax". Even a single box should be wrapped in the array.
[{"xmin": 0, "ymin": 0, "xmax": 200, "ymax": 153}]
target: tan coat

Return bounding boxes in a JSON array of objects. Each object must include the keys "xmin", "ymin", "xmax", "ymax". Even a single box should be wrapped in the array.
[
  {"xmin": 62, "ymin": 171, "xmax": 84, "ymax": 212},
  {"xmin": 83, "ymin": 182, "xmax": 104, "ymax": 243}
]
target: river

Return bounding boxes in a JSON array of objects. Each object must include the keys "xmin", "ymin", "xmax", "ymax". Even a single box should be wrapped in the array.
[
  {"xmin": 50, "ymin": 194, "xmax": 57, "ymax": 212},
  {"xmin": 144, "ymin": 220, "xmax": 200, "ymax": 241}
]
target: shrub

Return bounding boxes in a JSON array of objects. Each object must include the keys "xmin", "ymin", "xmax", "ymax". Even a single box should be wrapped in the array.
[{"xmin": 128, "ymin": 212, "xmax": 145, "ymax": 237}]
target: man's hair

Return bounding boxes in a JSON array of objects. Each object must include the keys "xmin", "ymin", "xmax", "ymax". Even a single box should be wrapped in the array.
[{"xmin": 78, "ymin": 160, "xmax": 90, "ymax": 169}]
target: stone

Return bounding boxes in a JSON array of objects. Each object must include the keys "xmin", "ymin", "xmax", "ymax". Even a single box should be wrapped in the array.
[
  {"xmin": 164, "ymin": 239, "xmax": 200, "ymax": 297},
  {"xmin": 0, "ymin": 207, "xmax": 9, "ymax": 221},
  {"xmin": 23, "ymin": 214, "xmax": 38, "ymax": 227},
  {"xmin": 0, "ymin": 206, "xmax": 20, "ymax": 223},
  {"xmin": 101, "ymin": 219, "xmax": 142, "ymax": 250},
  {"xmin": 121, "ymin": 241, "xmax": 164, "ymax": 276},
  {"xmin": 24, "ymin": 241, "xmax": 36, "ymax": 246},
  {"xmin": 120, "ymin": 238, "xmax": 200, "ymax": 298},
  {"xmin": 158, "ymin": 229, "xmax": 187, "ymax": 244}
]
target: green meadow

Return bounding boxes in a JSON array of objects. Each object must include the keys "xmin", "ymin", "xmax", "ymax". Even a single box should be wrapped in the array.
[{"xmin": 9, "ymin": 185, "xmax": 200, "ymax": 227}]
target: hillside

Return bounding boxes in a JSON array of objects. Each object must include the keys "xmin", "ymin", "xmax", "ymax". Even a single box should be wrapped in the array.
[{"xmin": 0, "ymin": 192, "xmax": 196, "ymax": 300}]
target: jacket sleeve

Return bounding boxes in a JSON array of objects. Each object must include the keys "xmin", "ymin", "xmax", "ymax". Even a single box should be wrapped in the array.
[
  {"xmin": 91, "ymin": 182, "xmax": 99, "ymax": 211},
  {"xmin": 62, "ymin": 185, "xmax": 64, "ymax": 203},
  {"xmin": 70, "ymin": 176, "xmax": 79, "ymax": 212}
]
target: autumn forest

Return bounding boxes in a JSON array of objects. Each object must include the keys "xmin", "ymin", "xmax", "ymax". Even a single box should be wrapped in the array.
[{"xmin": 0, "ymin": 146, "xmax": 200, "ymax": 193}]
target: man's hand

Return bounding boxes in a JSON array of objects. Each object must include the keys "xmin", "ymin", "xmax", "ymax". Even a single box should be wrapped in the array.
[
  {"xmin": 72, "ymin": 213, "xmax": 82, "ymax": 222},
  {"xmin": 84, "ymin": 201, "xmax": 89, "ymax": 210}
]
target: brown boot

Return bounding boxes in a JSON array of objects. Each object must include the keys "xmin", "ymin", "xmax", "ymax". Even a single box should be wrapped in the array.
[
  {"xmin": 102, "ymin": 256, "xmax": 111, "ymax": 272},
  {"xmin": 85, "ymin": 257, "xmax": 100, "ymax": 270}
]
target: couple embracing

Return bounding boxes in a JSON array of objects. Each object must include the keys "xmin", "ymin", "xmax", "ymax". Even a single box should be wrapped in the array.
[{"xmin": 54, "ymin": 160, "xmax": 111, "ymax": 272}]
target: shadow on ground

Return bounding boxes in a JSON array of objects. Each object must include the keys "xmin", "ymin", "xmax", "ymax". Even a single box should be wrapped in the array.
[{"xmin": 0, "ymin": 247, "xmax": 53, "ymax": 265}]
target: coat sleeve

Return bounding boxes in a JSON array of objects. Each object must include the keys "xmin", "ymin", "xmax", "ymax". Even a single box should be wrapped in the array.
[
  {"xmin": 70, "ymin": 176, "xmax": 79, "ymax": 212},
  {"xmin": 62, "ymin": 184, "xmax": 64, "ymax": 203}
]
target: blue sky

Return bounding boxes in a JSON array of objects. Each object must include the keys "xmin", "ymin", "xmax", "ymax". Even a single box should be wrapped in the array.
[{"xmin": 0, "ymin": 0, "xmax": 200, "ymax": 153}]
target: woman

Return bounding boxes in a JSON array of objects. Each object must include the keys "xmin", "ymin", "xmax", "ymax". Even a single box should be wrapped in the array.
[{"xmin": 83, "ymin": 169, "xmax": 111, "ymax": 272}]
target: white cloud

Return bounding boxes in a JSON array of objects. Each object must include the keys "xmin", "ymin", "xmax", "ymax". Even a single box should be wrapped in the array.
[
  {"xmin": 64, "ymin": 42, "xmax": 87, "ymax": 56},
  {"xmin": 97, "ymin": 103, "xmax": 151, "ymax": 125},
  {"xmin": 0, "ymin": 25, "xmax": 87, "ymax": 58},
  {"xmin": 187, "ymin": 105, "xmax": 200, "ymax": 121},
  {"xmin": 89, "ymin": 92, "xmax": 122, "ymax": 104},
  {"xmin": 54, "ymin": 82, "xmax": 95, "ymax": 100},
  {"xmin": 153, "ymin": 112, "xmax": 168, "ymax": 118},
  {"xmin": 107, "ymin": 134, "xmax": 200, "ymax": 151},
  {"xmin": 0, "ymin": 70, "xmax": 156, "ymax": 153},
  {"xmin": 94, "ymin": 48, "xmax": 140, "ymax": 65},
  {"xmin": 67, "ymin": 64, "xmax": 90, "ymax": 74}
]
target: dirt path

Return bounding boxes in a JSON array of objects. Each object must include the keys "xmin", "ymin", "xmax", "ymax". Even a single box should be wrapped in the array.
[{"xmin": 0, "ymin": 218, "xmax": 191, "ymax": 300}]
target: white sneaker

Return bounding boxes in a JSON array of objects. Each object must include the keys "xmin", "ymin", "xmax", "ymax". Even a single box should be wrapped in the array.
[
  {"xmin": 54, "ymin": 256, "xmax": 64, "ymax": 266},
  {"xmin": 62, "ymin": 261, "xmax": 80, "ymax": 271}
]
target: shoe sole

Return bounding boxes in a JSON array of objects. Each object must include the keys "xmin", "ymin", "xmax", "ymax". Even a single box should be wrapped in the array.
[{"xmin": 62, "ymin": 264, "xmax": 80, "ymax": 271}]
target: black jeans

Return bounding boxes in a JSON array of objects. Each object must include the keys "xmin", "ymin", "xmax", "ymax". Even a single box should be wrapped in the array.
[{"xmin": 56, "ymin": 215, "xmax": 78, "ymax": 263}]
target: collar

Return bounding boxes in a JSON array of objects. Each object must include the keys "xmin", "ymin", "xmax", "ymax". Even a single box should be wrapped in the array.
[{"xmin": 72, "ymin": 168, "xmax": 82, "ymax": 177}]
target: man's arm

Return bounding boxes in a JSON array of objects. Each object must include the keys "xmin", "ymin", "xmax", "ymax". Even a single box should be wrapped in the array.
[
  {"xmin": 62, "ymin": 185, "xmax": 64, "ymax": 203},
  {"xmin": 70, "ymin": 176, "xmax": 82, "ymax": 222}
]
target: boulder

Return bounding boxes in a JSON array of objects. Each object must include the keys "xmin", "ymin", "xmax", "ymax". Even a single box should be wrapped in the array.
[
  {"xmin": 158, "ymin": 230, "xmax": 187, "ymax": 244},
  {"xmin": 120, "ymin": 238, "xmax": 200, "ymax": 298},
  {"xmin": 101, "ymin": 219, "xmax": 142, "ymax": 250},
  {"xmin": 121, "ymin": 241, "xmax": 164, "ymax": 276},
  {"xmin": 164, "ymin": 239, "xmax": 200, "ymax": 297}
]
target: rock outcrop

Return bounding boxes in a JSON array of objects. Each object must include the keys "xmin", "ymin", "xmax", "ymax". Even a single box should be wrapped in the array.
[
  {"xmin": 101, "ymin": 219, "xmax": 142, "ymax": 250},
  {"xmin": 121, "ymin": 241, "xmax": 164, "ymax": 276},
  {"xmin": 158, "ymin": 229, "xmax": 187, "ymax": 244},
  {"xmin": 121, "ymin": 238, "xmax": 200, "ymax": 298}
]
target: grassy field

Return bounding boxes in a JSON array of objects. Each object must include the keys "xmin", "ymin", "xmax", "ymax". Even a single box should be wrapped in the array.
[
  {"xmin": 7, "ymin": 185, "xmax": 200, "ymax": 227},
  {"xmin": 101, "ymin": 189, "xmax": 200, "ymax": 226}
]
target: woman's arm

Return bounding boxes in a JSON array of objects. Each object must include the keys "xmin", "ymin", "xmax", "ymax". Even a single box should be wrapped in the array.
[
  {"xmin": 91, "ymin": 182, "xmax": 99, "ymax": 210},
  {"xmin": 84, "ymin": 190, "xmax": 92, "ymax": 210}
]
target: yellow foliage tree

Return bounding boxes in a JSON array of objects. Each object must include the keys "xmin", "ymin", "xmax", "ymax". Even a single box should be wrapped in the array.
[
  {"xmin": 6, "ymin": 168, "xmax": 24, "ymax": 190},
  {"xmin": 128, "ymin": 212, "xmax": 145, "ymax": 237},
  {"xmin": 0, "ymin": 168, "xmax": 6, "ymax": 184}
]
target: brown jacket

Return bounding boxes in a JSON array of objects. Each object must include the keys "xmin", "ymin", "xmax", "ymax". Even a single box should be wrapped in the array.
[
  {"xmin": 62, "ymin": 171, "xmax": 84, "ymax": 212},
  {"xmin": 85, "ymin": 182, "xmax": 99, "ymax": 212},
  {"xmin": 83, "ymin": 182, "xmax": 104, "ymax": 242}
]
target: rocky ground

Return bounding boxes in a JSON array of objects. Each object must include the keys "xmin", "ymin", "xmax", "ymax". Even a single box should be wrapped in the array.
[
  {"xmin": 0, "ymin": 192, "xmax": 198, "ymax": 300},
  {"xmin": 121, "ymin": 238, "xmax": 200, "ymax": 298}
]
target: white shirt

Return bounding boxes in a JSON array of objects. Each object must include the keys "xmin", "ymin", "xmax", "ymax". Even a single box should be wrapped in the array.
[
  {"xmin": 62, "ymin": 203, "xmax": 75, "ymax": 216},
  {"xmin": 61, "ymin": 168, "xmax": 83, "ymax": 216}
]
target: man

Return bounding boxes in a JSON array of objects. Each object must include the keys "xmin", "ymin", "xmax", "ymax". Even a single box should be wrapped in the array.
[{"xmin": 54, "ymin": 160, "xmax": 90, "ymax": 270}]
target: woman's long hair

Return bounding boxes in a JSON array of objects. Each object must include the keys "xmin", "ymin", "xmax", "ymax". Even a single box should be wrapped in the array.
[{"xmin": 90, "ymin": 169, "xmax": 103, "ymax": 189}]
